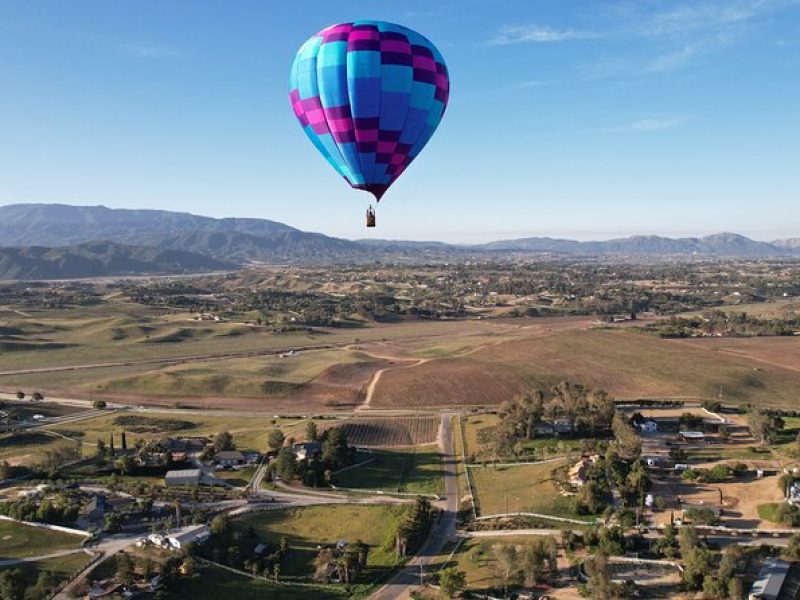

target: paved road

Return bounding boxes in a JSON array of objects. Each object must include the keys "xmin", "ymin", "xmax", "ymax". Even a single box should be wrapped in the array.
[{"xmin": 372, "ymin": 413, "xmax": 459, "ymax": 600}]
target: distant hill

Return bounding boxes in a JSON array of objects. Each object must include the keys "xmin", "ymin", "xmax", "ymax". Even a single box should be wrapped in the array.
[
  {"xmin": 0, "ymin": 241, "xmax": 235, "ymax": 280},
  {"xmin": 0, "ymin": 204, "xmax": 797, "ymax": 279},
  {"xmin": 480, "ymin": 232, "xmax": 799, "ymax": 257},
  {"xmin": 0, "ymin": 203, "xmax": 297, "ymax": 246},
  {"xmin": 773, "ymin": 238, "xmax": 800, "ymax": 250}
]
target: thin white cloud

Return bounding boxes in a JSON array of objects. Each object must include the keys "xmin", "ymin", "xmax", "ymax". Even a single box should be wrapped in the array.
[
  {"xmin": 121, "ymin": 41, "xmax": 183, "ymax": 59},
  {"xmin": 489, "ymin": 26, "xmax": 598, "ymax": 45},
  {"xmin": 596, "ymin": 115, "xmax": 693, "ymax": 133},
  {"xmin": 641, "ymin": 44, "xmax": 699, "ymax": 73}
]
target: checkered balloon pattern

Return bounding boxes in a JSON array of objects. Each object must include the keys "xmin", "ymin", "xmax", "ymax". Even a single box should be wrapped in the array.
[{"xmin": 289, "ymin": 21, "xmax": 449, "ymax": 201}]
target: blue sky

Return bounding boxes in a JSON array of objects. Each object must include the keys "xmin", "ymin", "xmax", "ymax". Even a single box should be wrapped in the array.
[{"xmin": 1, "ymin": 1, "xmax": 798, "ymax": 242}]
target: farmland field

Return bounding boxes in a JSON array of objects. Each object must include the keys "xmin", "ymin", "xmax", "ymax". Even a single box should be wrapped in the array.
[
  {"xmin": 334, "ymin": 446, "xmax": 443, "ymax": 494},
  {"xmin": 232, "ymin": 505, "xmax": 407, "ymax": 586},
  {"xmin": 335, "ymin": 416, "xmax": 440, "ymax": 447},
  {"xmin": 0, "ymin": 520, "xmax": 86, "ymax": 558},
  {"xmin": 0, "ymin": 552, "xmax": 93, "ymax": 592},
  {"xmin": 45, "ymin": 411, "xmax": 322, "ymax": 455},
  {"xmin": 371, "ymin": 328, "xmax": 800, "ymax": 408},
  {"xmin": 435, "ymin": 535, "xmax": 562, "ymax": 593},
  {"xmin": 675, "ymin": 336, "xmax": 800, "ymax": 373},
  {"xmin": 469, "ymin": 459, "xmax": 584, "ymax": 518},
  {"xmin": 0, "ymin": 431, "xmax": 76, "ymax": 465},
  {"xmin": 161, "ymin": 563, "xmax": 347, "ymax": 600}
]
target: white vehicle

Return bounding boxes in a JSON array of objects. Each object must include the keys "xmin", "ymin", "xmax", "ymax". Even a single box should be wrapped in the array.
[{"xmin": 32, "ymin": 414, "xmax": 46, "ymax": 421}]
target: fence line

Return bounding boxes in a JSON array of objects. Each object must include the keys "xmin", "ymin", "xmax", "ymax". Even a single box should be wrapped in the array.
[
  {"xmin": 458, "ymin": 415, "xmax": 478, "ymax": 520},
  {"xmin": 475, "ymin": 511, "xmax": 598, "ymax": 526},
  {"xmin": 0, "ymin": 514, "xmax": 91, "ymax": 537}
]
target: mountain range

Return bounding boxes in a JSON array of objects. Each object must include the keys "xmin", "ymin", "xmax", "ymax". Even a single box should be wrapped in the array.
[{"xmin": 0, "ymin": 203, "xmax": 798, "ymax": 279}]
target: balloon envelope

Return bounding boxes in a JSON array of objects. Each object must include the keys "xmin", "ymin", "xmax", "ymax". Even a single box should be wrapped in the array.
[{"xmin": 289, "ymin": 21, "xmax": 450, "ymax": 201}]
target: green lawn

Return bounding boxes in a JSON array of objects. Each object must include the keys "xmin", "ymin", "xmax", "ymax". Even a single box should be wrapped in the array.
[
  {"xmin": 231, "ymin": 505, "xmax": 408, "ymax": 585},
  {"xmin": 0, "ymin": 552, "xmax": 92, "ymax": 594},
  {"xmin": 757, "ymin": 502, "xmax": 780, "ymax": 522},
  {"xmin": 334, "ymin": 447, "xmax": 443, "ymax": 495},
  {"xmin": 214, "ymin": 466, "xmax": 256, "ymax": 487},
  {"xmin": 47, "ymin": 411, "xmax": 316, "ymax": 457},
  {"xmin": 0, "ymin": 430, "xmax": 74, "ymax": 464},
  {"xmin": 469, "ymin": 459, "xmax": 586, "ymax": 519},
  {"xmin": 438, "ymin": 536, "xmax": 559, "ymax": 593},
  {"xmin": 0, "ymin": 521, "xmax": 86, "ymax": 559},
  {"xmin": 162, "ymin": 563, "xmax": 347, "ymax": 600},
  {"xmin": 461, "ymin": 414, "xmax": 591, "ymax": 461}
]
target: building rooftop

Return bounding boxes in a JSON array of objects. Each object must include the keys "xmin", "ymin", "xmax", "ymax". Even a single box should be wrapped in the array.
[
  {"xmin": 165, "ymin": 468, "xmax": 201, "ymax": 478},
  {"xmin": 749, "ymin": 558, "xmax": 790, "ymax": 600}
]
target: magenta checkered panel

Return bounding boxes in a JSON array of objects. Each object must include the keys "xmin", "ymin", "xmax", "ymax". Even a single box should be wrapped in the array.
[{"xmin": 289, "ymin": 21, "xmax": 449, "ymax": 201}]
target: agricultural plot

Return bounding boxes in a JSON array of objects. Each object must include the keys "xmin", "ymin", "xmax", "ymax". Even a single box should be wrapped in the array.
[
  {"xmin": 372, "ymin": 328, "xmax": 800, "ymax": 408},
  {"xmin": 161, "ymin": 564, "xmax": 347, "ymax": 600},
  {"xmin": 437, "ymin": 536, "xmax": 565, "ymax": 594},
  {"xmin": 334, "ymin": 447, "xmax": 443, "ymax": 495},
  {"xmin": 0, "ymin": 520, "xmax": 85, "ymax": 559},
  {"xmin": 232, "ymin": 505, "xmax": 407, "ymax": 586},
  {"xmin": 0, "ymin": 553, "xmax": 93, "ymax": 593},
  {"xmin": 469, "ymin": 459, "xmax": 580, "ymax": 518},
  {"xmin": 45, "ymin": 411, "xmax": 319, "ymax": 457},
  {"xmin": 461, "ymin": 414, "xmax": 585, "ymax": 461},
  {"xmin": 677, "ymin": 336, "xmax": 800, "ymax": 373},
  {"xmin": 0, "ymin": 430, "xmax": 75, "ymax": 465},
  {"xmin": 336, "ymin": 416, "xmax": 439, "ymax": 447}
]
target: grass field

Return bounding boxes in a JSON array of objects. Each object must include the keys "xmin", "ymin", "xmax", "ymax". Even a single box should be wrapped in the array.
[
  {"xmin": 334, "ymin": 447, "xmax": 443, "ymax": 494},
  {"xmin": 438, "ymin": 536, "xmax": 559, "ymax": 593},
  {"xmin": 213, "ymin": 466, "xmax": 256, "ymax": 487},
  {"xmin": 0, "ymin": 521, "xmax": 85, "ymax": 559},
  {"xmin": 461, "ymin": 414, "xmax": 585, "ymax": 460},
  {"xmin": 757, "ymin": 502, "xmax": 780, "ymax": 522},
  {"xmin": 372, "ymin": 328, "xmax": 800, "ymax": 408},
  {"xmin": 469, "ymin": 459, "xmax": 582, "ymax": 518},
  {"xmin": 0, "ymin": 302, "xmax": 525, "ymax": 374},
  {"xmin": 0, "ymin": 552, "xmax": 92, "ymax": 591},
  {"xmin": 162, "ymin": 563, "xmax": 347, "ymax": 600},
  {"xmin": 232, "ymin": 505, "xmax": 407, "ymax": 587},
  {"xmin": 46, "ymin": 411, "xmax": 320, "ymax": 455},
  {"xmin": 0, "ymin": 431, "xmax": 76, "ymax": 465}
]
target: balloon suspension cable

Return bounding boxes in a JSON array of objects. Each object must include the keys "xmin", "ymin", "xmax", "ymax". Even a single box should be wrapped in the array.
[{"xmin": 366, "ymin": 204, "xmax": 376, "ymax": 228}]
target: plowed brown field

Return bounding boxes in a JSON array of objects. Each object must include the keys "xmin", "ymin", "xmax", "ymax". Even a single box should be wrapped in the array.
[{"xmin": 371, "ymin": 329, "xmax": 800, "ymax": 408}]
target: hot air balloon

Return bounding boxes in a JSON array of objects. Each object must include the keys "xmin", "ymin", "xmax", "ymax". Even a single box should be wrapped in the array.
[{"xmin": 289, "ymin": 21, "xmax": 450, "ymax": 227}]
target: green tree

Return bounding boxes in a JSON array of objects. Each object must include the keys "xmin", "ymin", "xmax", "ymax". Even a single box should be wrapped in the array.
[
  {"xmin": 115, "ymin": 454, "xmax": 135, "ymax": 475},
  {"xmin": 0, "ymin": 569, "xmax": 24, "ymax": 600},
  {"xmin": 93, "ymin": 399, "xmax": 107, "ymax": 409},
  {"xmin": 104, "ymin": 512, "xmax": 123, "ymax": 533},
  {"xmin": 214, "ymin": 430, "xmax": 235, "ymax": 452},
  {"xmin": 275, "ymin": 447, "xmax": 297, "ymax": 481},
  {"xmin": 116, "ymin": 553, "xmax": 135, "ymax": 587},
  {"xmin": 305, "ymin": 421, "xmax": 318, "ymax": 441},
  {"xmin": 15, "ymin": 391, "xmax": 24, "ymax": 400},
  {"xmin": 490, "ymin": 543, "xmax": 520, "ymax": 597},
  {"xmin": 439, "ymin": 567, "xmax": 467, "ymax": 597},
  {"xmin": 682, "ymin": 547, "xmax": 714, "ymax": 590},
  {"xmin": 210, "ymin": 515, "xmax": 229, "ymax": 537},
  {"xmin": 267, "ymin": 429, "xmax": 285, "ymax": 452},
  {"xmin": 586, "ymin": 552, "xmax": 613, "ymax": 600},
  {"xmin": 322, "ymin": 427, "xmax": 349, "ymax": 470}
]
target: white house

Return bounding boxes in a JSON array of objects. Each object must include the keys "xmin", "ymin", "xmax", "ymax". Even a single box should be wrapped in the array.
[{"xmin": 167, "ymin": 525, "xmax": 211, "ymax": 550}]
